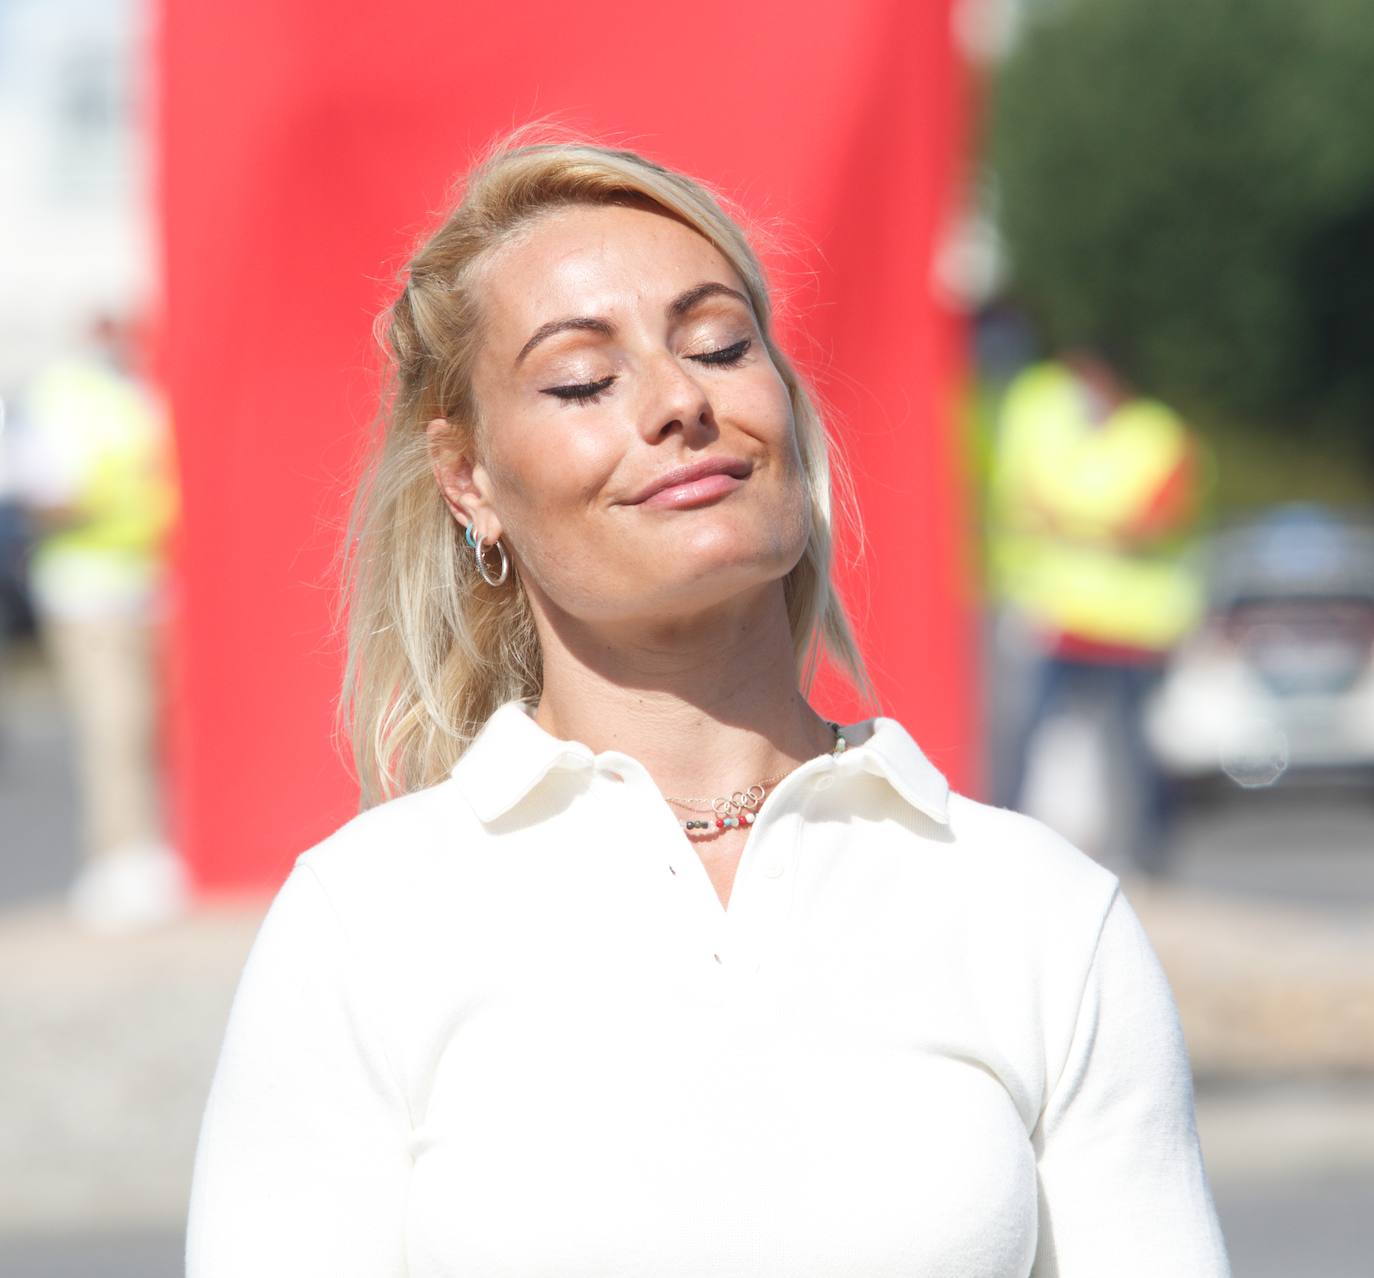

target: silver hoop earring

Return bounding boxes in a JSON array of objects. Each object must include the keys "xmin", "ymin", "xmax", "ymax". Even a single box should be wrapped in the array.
[{"xmin": 474, "ymin": 534, "xmax": 510, "ymax": 587}]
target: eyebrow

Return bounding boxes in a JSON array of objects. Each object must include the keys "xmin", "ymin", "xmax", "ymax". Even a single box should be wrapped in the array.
[{"xmin": 513, "ymin": 281, "xmax": 752, "ymax": 368}]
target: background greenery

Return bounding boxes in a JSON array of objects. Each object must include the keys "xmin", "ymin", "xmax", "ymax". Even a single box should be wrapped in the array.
[{"xmin": 986, "ymin": 0, "xmax": 1374, "ymax": 506}]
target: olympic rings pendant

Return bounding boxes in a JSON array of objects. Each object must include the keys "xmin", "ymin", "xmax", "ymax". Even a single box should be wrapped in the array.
[
  {"xmin": 676, "ymin": 724, "xmax": 845, "ymax": 836},
  {"xmin": 712, "ymin": 784, "xmax": 765, "ymax": 819}
]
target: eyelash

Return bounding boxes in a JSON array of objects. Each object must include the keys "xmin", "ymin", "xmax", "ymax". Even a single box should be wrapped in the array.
[{"xmin": 543, "ymin": 338, "xmax": 753, "ymax": 407}]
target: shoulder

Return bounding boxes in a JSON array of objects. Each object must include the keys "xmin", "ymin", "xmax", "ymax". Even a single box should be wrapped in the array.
[
  {"xmin": 930, "ymin": 795, "xmax": 1130, "ymax": 1088},
  {"xmin": 940, "ymin": 789, "xmax": 1122, "ymax": 947},
  {"xmin": 945, "ymin": 790, "xmax": 1116, "ymax": 885},
  {"xmin": 854, "ymin": 711, "xmax": 1118, "ymax": 939},
  {"xmin": 292, "ymin": 776, "xmax": 481, "ymax": 919}
]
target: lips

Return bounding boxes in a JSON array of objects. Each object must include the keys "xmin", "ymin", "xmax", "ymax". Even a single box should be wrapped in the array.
[{"xmin": 626, "ymin": 457, "xmax": 753, "ymax": 507}]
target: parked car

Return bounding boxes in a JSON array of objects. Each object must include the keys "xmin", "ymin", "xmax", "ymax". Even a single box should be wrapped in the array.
[{"xmin": 1145, "ymin": 503, "xmax": 1374, "ymax": 789}]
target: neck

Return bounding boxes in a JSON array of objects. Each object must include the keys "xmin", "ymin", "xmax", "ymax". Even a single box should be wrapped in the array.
[{"xmin": 529, "ymin": 581, "xmax": 836, "ymax": 797}]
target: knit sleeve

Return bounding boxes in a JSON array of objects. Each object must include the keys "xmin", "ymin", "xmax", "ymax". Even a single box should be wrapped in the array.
[
  {"xmin": 1030, "ymin": 886, "xmax": 1232, "ymax": 1277},
  {"xmin": 185, "ymin": 862, "xmax": 411, "ymax": 1277}
]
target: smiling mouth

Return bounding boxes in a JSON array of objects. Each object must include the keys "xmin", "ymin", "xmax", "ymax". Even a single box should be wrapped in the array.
[
  {"xmin": 637, "ymin": 470, "xmax": 749, "ymax": 510},
  {"xmin": 626, "ymin": 456, "xmax": 754, "ymax": 507}
]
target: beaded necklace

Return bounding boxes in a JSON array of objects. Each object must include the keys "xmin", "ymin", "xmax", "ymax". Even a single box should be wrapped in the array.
[{"xmin": 667, "ymin": 721, "xmax": 846, "ymax": 837}]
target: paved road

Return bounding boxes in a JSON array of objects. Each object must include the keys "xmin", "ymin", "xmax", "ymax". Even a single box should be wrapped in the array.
[
  {"xmin": 2, "ymin": 638, "xmax": 1372, "ymax": 1276},
  {"xmin": 0, "ymin": 1232, "xmax": 184, "ymax": 1278},
  {"xmin": 1169, "ymin": 782, "xmax": 1374, "ymax": 912},
  {"xmin": 0, "ymin": 640, "xmax": 79, "ymax": 910}
]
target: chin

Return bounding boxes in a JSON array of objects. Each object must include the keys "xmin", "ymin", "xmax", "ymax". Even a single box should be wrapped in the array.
[
  {"xmin": 672, "ymin": 501, "xmax": 805, "ymax": 559},
  {"xmin": 642, "ymin": 524, "xmax": 806, "ymax": 606}
]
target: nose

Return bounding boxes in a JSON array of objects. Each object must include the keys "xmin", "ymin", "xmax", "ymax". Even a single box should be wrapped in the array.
[{"xmin": 641, "ymin": 352, "xmax": 716, "ymax": 442}]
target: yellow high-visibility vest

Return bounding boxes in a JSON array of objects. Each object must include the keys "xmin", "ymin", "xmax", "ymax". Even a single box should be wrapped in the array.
[
  {"xmin": 23, "ymin": 356, "xmax": 178, "ymax": 612},
  {"xmin": 988, "ymin": 362, "xmax": 1204, "ymax": 652}
]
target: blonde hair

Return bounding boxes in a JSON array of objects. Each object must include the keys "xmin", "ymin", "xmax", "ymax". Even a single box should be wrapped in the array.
[{"xmin": 336, "ymin": 123, "xmax": 874, "ymax": 809}]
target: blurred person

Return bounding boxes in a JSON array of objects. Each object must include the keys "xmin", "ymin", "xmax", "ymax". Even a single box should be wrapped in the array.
[
  {"xmin": 989, "ymin": 349, "xmax": 1206, "ymax": 876},
  {"xmin": 10, "ymin": 313, "xmax": 184, "ymax": 929},
  {"xmin": 0, "ymin": 393, "xmax": 37, "ymax": 644},
  {"xmin": 186, "ymin": 134, "xmax": 1229, "ymax": 1276},
  {"xmin": 0, "ymin": 395, "xmax": 36, "ymax": 764}
]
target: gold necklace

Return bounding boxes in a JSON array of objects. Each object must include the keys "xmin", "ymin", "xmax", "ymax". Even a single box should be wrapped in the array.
[{"xmin": 667, "ymin": 721, "xmax": 846, "ymax": 837}]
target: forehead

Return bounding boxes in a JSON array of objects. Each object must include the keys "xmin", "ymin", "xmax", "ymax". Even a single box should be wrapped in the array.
[{"xmin": 476, "ymin": 203, "xmax": 745, "ymax": 336}]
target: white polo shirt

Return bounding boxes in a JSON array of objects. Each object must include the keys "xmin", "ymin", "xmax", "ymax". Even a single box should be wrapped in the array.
[{"xmin": 186, "ymin": 699, "xmax": 1230, "ymax": 1277}]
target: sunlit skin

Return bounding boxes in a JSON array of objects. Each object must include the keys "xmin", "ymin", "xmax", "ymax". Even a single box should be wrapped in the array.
[{"xmin": 427, "ymin": 204, "xmax": 849, "ymax": 907}]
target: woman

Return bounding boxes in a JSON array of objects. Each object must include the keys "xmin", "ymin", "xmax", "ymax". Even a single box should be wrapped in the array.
[{"xmin": 186, "ymin": 130, "xmax": 1231, "ymax": 1277}]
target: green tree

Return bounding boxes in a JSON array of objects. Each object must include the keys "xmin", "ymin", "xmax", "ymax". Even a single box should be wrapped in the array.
[{"xmin": 990, "ymin": 0, "xmax": 1374, "ymax": 466}]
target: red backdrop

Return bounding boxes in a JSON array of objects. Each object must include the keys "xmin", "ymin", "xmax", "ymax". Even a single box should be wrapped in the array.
[{"xmin": 156, "ymin": 0, "xmax": 975, "ymax": 893}]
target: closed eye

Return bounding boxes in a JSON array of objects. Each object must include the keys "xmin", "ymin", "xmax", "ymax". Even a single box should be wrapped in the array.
[
  {"xmin": 690, "ymin": 337, "xmax": 751, "ymax": 367},
  {"xmin": 541, "ymin": 338, "xmax": 753, "ymax": 408},
  {"xmin": 544, "ymin": 376, "xmax": 616, "ymax": 404}
]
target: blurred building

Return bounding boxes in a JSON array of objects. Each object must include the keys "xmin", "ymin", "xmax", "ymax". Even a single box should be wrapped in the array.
[{"xmin": 0, "ymin": 0, "xmax": 153, "ymax": 391}]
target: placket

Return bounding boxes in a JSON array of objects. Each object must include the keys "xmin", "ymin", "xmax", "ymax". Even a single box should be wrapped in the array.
[{"xmin": 597, "ymin": 748, "xmax": 836, "ymax": 996}]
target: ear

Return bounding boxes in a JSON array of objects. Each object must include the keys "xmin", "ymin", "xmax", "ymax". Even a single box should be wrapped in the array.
[{"xmin": 425, "ymin": 418, "xmax": 502, "ymax": 542}]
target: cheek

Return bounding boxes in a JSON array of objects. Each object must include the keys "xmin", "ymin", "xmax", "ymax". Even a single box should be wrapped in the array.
[
  {"xmin": 734, "ymin": 371, "xmax": 802, "ymax": 485},
  {"xmin": 490, "ymin": 416, "xmax": 617, "ymax": 512},
  {"xmin": 756, "ymin": 385, "xmax": 812, "ymax": 551},
  {"xmin": 484, "ymin": 418, "xmax": 625, "ymax": 581},
  {"xmin": 748, "ymin": 375, "xmax": 805, "ymax": 486}
]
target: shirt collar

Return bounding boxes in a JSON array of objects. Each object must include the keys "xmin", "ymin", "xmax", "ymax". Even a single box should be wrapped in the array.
[
  {"xmin": 448, "ymin": 699, "xmax": 597, "ymax": 824},
  {"xmin": 449, "ymin": 698, "xmax": 951, "ymax": 827},
  {"xmin": 852, "ymin": 715, "xmax": 952, "ymax": 826}
]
